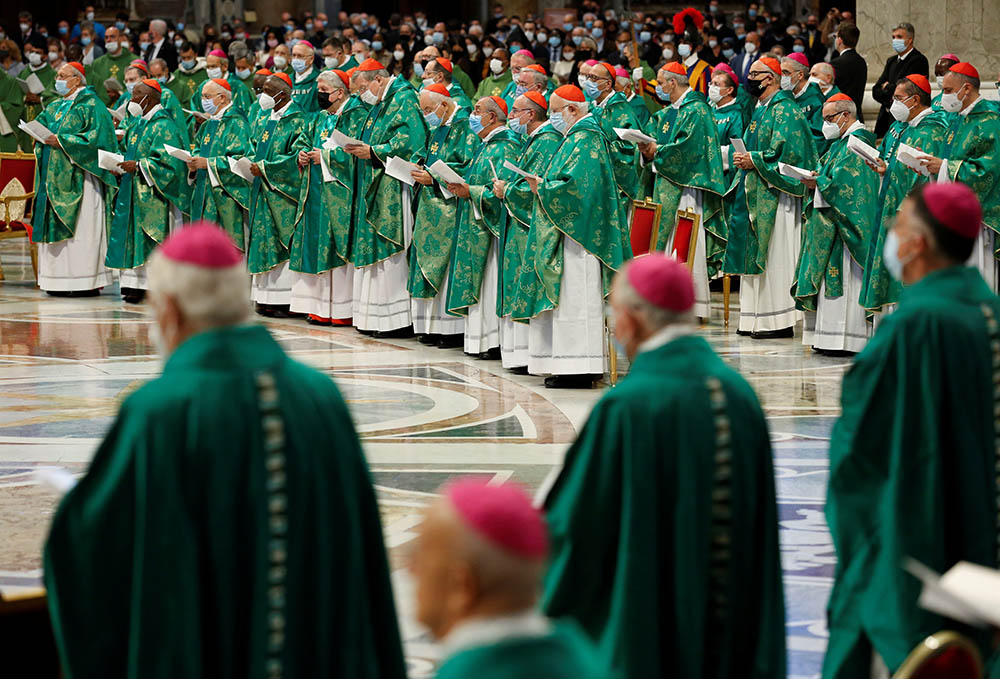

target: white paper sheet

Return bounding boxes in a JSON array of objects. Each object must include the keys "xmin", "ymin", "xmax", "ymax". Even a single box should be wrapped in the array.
[
  {"xmin": 110, "ymin": 104, "xmax": 127, "ymax": 123},
  {"xmin": 183, "ymin": 108, "xmax": 210, "ymax": 121},
  {"xmin": 905, "ymin": 559, "xmax": 993, "ymax": 627},
  {"xmin": 18, "ymin": 119, "xmax": 54, "ymax": 143},
  {"xmin": 163, "ymin": 143, "xmax": 193, "ymax": 163},
  {"xmin": 322, "ymin": 128, "xmax": 363, "ymax": 149},
  {"xmin": 896, "ymin": 142, "xmax": 931, "ymax": 177},
  {"xmin": 502, "ymin": 159, "xmax": 540, "ymax": 181},
  {"xmin": 384, "ymin": 155, "xmax": 419, "ymax": 186},
  {"xmin": 778, "ymin": 162, "xmax": 816, "ymax": 181},
  {"xmin": 614, "ymin": 127, "xmax": 655, "ymax": 144},
  {"xmin": 139, "ymin": 159, "xmax": 154, "ymax": 186},
  {"xmin": 97, "ymin": 149, "xmax": 124, "ymax": 172},
  {"xmin": 729, "ymin": 137, "xmax": 748, "ymax": 154},
  {"xmin": 846, "ymin": 134, "xmax": 880, "ymax": 165},
  {"xmin": 320, "ymin": 153, "xmax": 335, "ymax": 183},
  {"xmin": 16, "ymin": 73, "xmax": 44, "ymax": 95},
  {"xmin": 428, "ymin": 159, "xmax": 465, "ymax": 186},
  {"xmin": 228, "ymin": 156, "xmax": 255, "ymax": 182},
  {"xmin": 0, "ymin": 112, "xmax": 12, "ymax": 136}
]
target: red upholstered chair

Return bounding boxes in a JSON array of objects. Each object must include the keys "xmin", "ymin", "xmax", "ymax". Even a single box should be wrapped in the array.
[
  {"xmin": 0, "ymin": 151, "xmax": 38, "ymax": 282},
  {"xmin": 892, "ymin": 631, "xmax": 983, "ymax": 679},
  {"xmin": 629, "ymin": 198, "xmax": 662, "ymax": 257}
]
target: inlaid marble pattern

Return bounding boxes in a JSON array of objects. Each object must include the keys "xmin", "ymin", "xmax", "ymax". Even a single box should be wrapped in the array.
[{"xmin": 0, "ymin": 238, "xmax": 842, "ymax": 679}]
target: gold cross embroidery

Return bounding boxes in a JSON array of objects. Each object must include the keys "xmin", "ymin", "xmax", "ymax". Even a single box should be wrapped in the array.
[
  {"xmin": 320, "ymin": 129, "xmax": 330, "ymax": 139},
  {"xmin": 261, "ymin": 130, "xmax": 270, "ymax": 143},
  {"xmin": 110, "ymin": 65, "xmax": 120, "ymax": 79},
  {"xmin": 429, "ymin": 142, "xmax": 439, "ymax": 153},
  {"xmin": 749, "ymin": 120, "xmax": 757, "ymax": 133},
  {"xmin": 203, "ymin": 134, "xmax": 211, "ymax": 144},
  {"xmin": 661, "ymin": 122, "xmax": 670, "ymax": 134},
  {"xmin": 947, "ymin": 132, "xmax": 955, "ymax": 143},
  {"xmin": 365, "ymin": 118, "xmax": 373, "ymax": 128}
]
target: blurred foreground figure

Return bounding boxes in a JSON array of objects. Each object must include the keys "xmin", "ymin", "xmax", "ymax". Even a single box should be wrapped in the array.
[
  {"xmin": 542, "ymin": 254, "xmax": 786, "ymax": 678},
  {"xmin": 44, "ymin": 223, "xmax": 406, "ymax": 679},
  {"xmin": 411, "ymin": 478, "xmax": 602, "ymax": 678}
]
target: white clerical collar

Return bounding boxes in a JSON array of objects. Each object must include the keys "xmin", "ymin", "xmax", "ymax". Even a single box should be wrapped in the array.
[
  {"xmin": 482, "ymin": 125, "xmax": 504, "ymax": 143},
  {"xmin": 270, "ymin": 100, "xmax": 292, "ymax": 120},
  {"xmin": 909, "ymin": 107, "xmax": 933, "ymax": 127},
  {"xmin": 530, "ymin": 120, "xmax": 551, "ymax": 136},
  {"xmin": 793, "ymin": 82, "xmax": 809, "ymax": 98},
  {"xmin": 65, "ymin": 87, "xmax": 83, "ymax": 101},
  {"xmin": 212, "ymin": 102, "xmax": 232, "ymax": 119},
  {"xmin": 442, "ymin": 104, "xmax": 458, "ymax": 126},
  {"xmin": 567, "ymin": 112, "xmax": 593, "ymax": 133},
  {"xmin": 684, "ymin": 53, "xmax": 698, "ymax": 68},
  {"xmin": 960, "ymin": 96, "xmax": 982, "ymax": 117},
  {"xmin": 715, "ymin": 98, "xmax": 737, "ymax": 110},
  {"xmin": 442, "ymin": 611, "xmax": 551, "ymax": 658},
  {"xmin": 897, "ymin": 47, "xmax": 913, "ymax": 61},
  {"xmin": 671, "ymin": 89, "xmax": 690, "ymax": 108},
  {"xmin": 142, "ymin": 103, "xmax": 163, "ymax": 121},
  {"xmin": 819, "ymin": 85, "xmax": 833, "ymax": 96},
  {"xmin": 844, "ymin": 120, "xmax": 864, "ymax": 135},
  {"xmin": 626, "ymin": 92, "xmax": 636, "ymax": 102},
  {"xmin": 638, "ymin": 323, "xmax": 696, "ymax": 354},
  {"xmin": 30, "ymin": 62, "xmax": 47, "ymax": 72},
  {"xmin": 757, "ymin": 90, "xmax": 777, "ymax": 107},
  {"xmin": 378, "ymin": 75, "xmax": 396, "ymax": 103},
  {"xmin": 294, "ymin": 66, "xmax": 314, "ymax": 83}
]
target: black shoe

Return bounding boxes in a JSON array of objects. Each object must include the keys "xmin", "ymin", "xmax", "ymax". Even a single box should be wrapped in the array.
[
  {"xmin": 544, "ymin": 374, "xmax": 602, "ymax": 389},
  {"xmin": 436, "ymin": 333, "xmax": 464, "ymax": 348},
  {"xmin": 255, "ymin": 303, "xmax": 276, "ymax": 317},
  {"xmin": 121, "ymin": 287, "xmax": 145, "ymax": 304},
  {"xmin": 418, "ymin": 333, "xmax": 441, "ymax": 345},
  {"xmin": 508, "ymin": 366, "xmax": 529, "ymax": 375},
  {"xmin": 356, "ymin": 328, "xmax": 375, "ymax": 336},
  {"xmin": 373, "ymin": 325, "xmax": 415, "ymax": 339},
  {"xmin": 812, "ymin": 347, "xmax": 856, "ymax": 357},
  {"xmin": 478, "ymin": 347, "xmax": 502, "ymax": 361},
  {"xmin": 751, "ymin": 327, "xmax": 794, "ymax": 339},
  {"xmin": 45, "ymin": 290, "xmax": 72, "ymax": 297},
  {"xmin": 70, "ymin": 288, "xmax": 102, "ymax": 297},
  {"xmin": 736, "ymin": 329, "xmax": 752, "ymax": 336}
]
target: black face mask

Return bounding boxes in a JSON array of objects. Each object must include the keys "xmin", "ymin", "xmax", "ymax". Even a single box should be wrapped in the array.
[
  {"xmin": 0, "ymin": 50, "xmax": 8, "ymax": 60},
  {"xmin": 317, "ymin": 90, "xmax": 332, "ymax": 108},
  {"xmin": 576, "ymin": 50, "xmax": 592, "ymax": 60},
  {"xmin": 746, "ymin": 75, "xmax": 768, "ymax": 98}
]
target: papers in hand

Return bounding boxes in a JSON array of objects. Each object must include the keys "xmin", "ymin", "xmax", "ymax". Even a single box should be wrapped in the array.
[
  {"xmin": 896, "ymin": 142, "xmax": 931, "ymax": 177},
  {"xmin": 322, "ymin": 129, "xmax": 364, "ymax": 150},
  {"xmin": 778, "ymin": 162, "xmax": 816, "ymax": 181},
  {"xmin": 18, "ymin": 119, "xmax": 54, "ymax": 143},
  {"xmin": 164, "ymin": 143, "xmax": 194, "ymax": 163},
  {"xmin": 614, "ymin": 127, "xmax": 655, "ymax": 144},
  {"xmin": 97, "ymin": 149, "xmax": 124, "ymax": 172},
  {"xmin": 110, "ymin": 104, "xmax": 127, "ymax": 123},
  {"xmin": 16, "ymin": 73, "xmax": 44, "ymax": 95},
  {"xmin": 384, "ymin": 155, "xmax": 420, "ymax": 186},
  {"xmin": 729, "ymin": 138, "xmax": 748, "ymax": 154},
  {"xmin": 846, "ymin": 134, "xmax": 880, "ymax": 165},
  {"xmin": 183, "ymin": 108, "xmax": 210, "ymax": 121},
  {"xmin": 428, "ymin": 159, "xmax": 465, "ymax": 186},
  {"xmin": 906, "ymin": 558, "xmax": 1000, "ymax": 628},
  {"xmin": 228, "ymin": 156, "xmax": 256, "ymax": 182},
  {"xmin": 502, "ymin": 160, "xmax": 540, "ymax": 182}
]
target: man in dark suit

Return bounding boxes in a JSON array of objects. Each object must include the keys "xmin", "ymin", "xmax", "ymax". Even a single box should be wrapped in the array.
[
  {"xmin": 143, "ymin": 19, "xmax": 177, "ymax": 72},
  {"xmin": 728, "ymin": 31, "xmax": 761, "ymax": 85},
  {"xmin": 802, "ymin": 14, "xmax": 826, "ymax": 66},
  {"xmin": 830, "ymin": 23, "xmax": 868, "ymax": 123},
  {"xmin": 870, "ymin": 22, "xmax": 929, "ymax": 138}
]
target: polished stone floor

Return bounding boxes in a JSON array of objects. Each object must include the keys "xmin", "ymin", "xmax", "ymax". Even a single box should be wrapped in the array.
[{"xmin": 0, "ymin": 238, "xmax": 844, "ymax": 679}]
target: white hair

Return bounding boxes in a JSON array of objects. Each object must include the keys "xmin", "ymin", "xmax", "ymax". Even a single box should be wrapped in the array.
[
  {"xmin": 203, "ymin": 80, "xmax": 232, "ymax": 101},
  {"xmin": 149, "ymin": 19, "xmax": 167, "ymax": 36},
  {"xmin": 614, "ymin": 263, "xmax": 695, "ymax": 330},
  {"xmin": 147, "ymin": 250, "xmax": 252, "ymax": 330},
  {"xmin": 825, "ymin": 97, "xmax": 857, "ymax": 118},
  {"xmin": 480, "ymin": 96, "xmax": 507, "ymax": 122},
  {"xmin": 520, "ymin": 69, "xmax": 547, "ymax": 88},
  {"xmin": 781, "ymin": 57, "xmax": 808, "ymax": 73},
  {"xmin": 317, "ymin": 69, "xmax": 347, "ymax": 92},
  {"xmin": 550, "ymin": 94, "xmax": 589, "ymax": 116},
  {"xmin": 420, "ymin": 89, "xmax": 450, "ymax": 107},
  {"xmin": 658, "ymin": 70, "xmax": 688, "ymax": 86}
]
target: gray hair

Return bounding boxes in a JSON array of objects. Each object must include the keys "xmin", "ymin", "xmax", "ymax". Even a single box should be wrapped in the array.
[
  {"xmin": 658, "ymin": 69, "xmax": 688, "ymax": 86},
  {"xmin": 812, "ymin": 62, "xmax": 834, "ymax": 79},
  {"xmin": 782, "ymin": 56, "xmax": 808, "ymax": 73},
  {"xmin": 228, "ymin": 40, "xmax": 250, "ymax": 61},
  {"xmin": 522, "ymin": 96, "xmax": 547, "ymax": 120},
  {"xmin": 149, "ymin": 19, "xmax": 167, "ymax": 37},
  {"xmin": 825, "ymin": 97, "xmax": 857, "ymax": 118},
  {"xmin": 149, "ymin": 58, "xmax": 169, "ymax": 72},
  {"xmin": 893, "ymin": 22, "xmax": 914, "ymax": 38},
  {"xmin": 317, "ymin": 69, "xmax": 348, "ymax": 92},
  {"xmin": 355, "ymin": 67, "xmax": 389, "ymax": 82},
  {"xmin": 104, "ymin": 77, "xmax": 123, "ymax": 92},
  {"xmin": 615, "ymin": 265, "xmax": 695, "ymax": 330},
  {"xmin": 520, "ymin": 68, "xmax": 547, "ymax": 88},
  {"xmin": 146, "ymin": 251, "xmax": 252, "ymax": 331},
  {"xmin": 480, "ymin": 96, "xmax": 507, "ymax": 122},
  {"xmin": 202, "ymin": 79, "xmax": 232, "ymax": 101}
]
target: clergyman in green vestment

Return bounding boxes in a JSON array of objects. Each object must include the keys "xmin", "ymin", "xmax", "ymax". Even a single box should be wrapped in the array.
[
  {"xmin": 411, "ymin": 478, "xmax": 603, "ymax": 679},
  {"xmin": 824, "ymin": 183, "xmax": 1000, "ymax": 678},
  {"xmin": 0, "ymin": 68, "xmax": 26, "ymax": 152},
  {"xmin": 32, "ymin": 61, "xmax": 117, "ymax": 293},
  {"xmin": 289, "ymin": 42, "xmax": 321, "ymax": 113},
  {"xmin": 542, "ymin": 255, "xmax": 786, "ymax": 678},
  {"xmin": 793, "ymin": 96, "xmax": 878, "ymax": 354},
  {"xmin": 45, "ymin": 223, "xmax": 407, "ymax": 679},
  {"xmin": 84, "ymin": 27, "xmax": 138, "ymax": 106},
  {"xmin": 106, "ymin": 80, "xmax": 190, "ymax": 302}
]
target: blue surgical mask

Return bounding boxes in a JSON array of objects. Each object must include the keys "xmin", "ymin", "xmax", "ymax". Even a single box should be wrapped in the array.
[
  {"xmin": 236, "ymin": 68, "xmax": 250, "ymax": 79},
  {"xmin": 157, "ymin": 75, "xmax": 168, "ymax": 84},
  {"xmin": 583, "ymin": 79, "xmax": 601, "ymax": 100},
  {"xmin": 883, "ymin": 229, "xmax": 908, "ymax": 281},
  {"xmin": 181, "ymin": 59, "xmax": 196, "ymax": 70},
  {"xmin": 126, "ymin": 80, "xmax": 137, "ymax": 92},
  {"xmin": 59, "ymin": 25, "xmax": 68, "ymax": 35},
  {"xmin": 140, "ymin": 41, "xmax": 151, "ymax": 51},
  {"xmin": 468, "ymin": 113, "xmax": 484, "ymax": 133},
  {"xmin": 793, "ymin": 44, "xmax": 805, "ymax": 53},
  {"xmin": 591, "ymin": 27, "xmax": 603, "ymax": 39},
  {"xmin": 81, "ymin": 36, "xmax": 92, "ymax": 46},
  {"xmin": 585, "ymin": 21, "xmax": 593, "ymax": 29},
  {"xmin": 413, "ymin": 62, "xmax": 424, "ymax": 77},
  {"xmin": 572, "ymin": 35, "xmax": 583, "ymax": 46},
  {"xmin": 548, "ymin": 35, "xmax": 560, "ymax": 47},
  {"xmin": 622, "ymin": 20, "xmax": 630, "ymax": 28},
  {"xmin": 515, "ymin": 83, "xmax": 527, "ymax": 97},
  {"xmin": 424, "ymin": 110, "xmax": 441, "ymax": 128},
  {"xmin": 292, "ymin": 58, "xmax": 308, "ymax": 73},
  {"xmin": 508, "ymin": 116, "xmax": 527, "ymax": 135},
  {"xmin": 116, "ymin": 21, "xmax": 126, "ymax": 30},
  {"xmin": 550, "ymin": 110, "xmax": 568, "ymax": 134},
  {"xmin": 655, "ymin": 84, "xmax": 667, "ymax": 100},
  {"xmin": 563, "ymin": 23, "xmax": 574, "ymax": 32},
  {"xmin": 177, "ymin": 22, "xmax": 185, "ymax": 30},
  {"xmin": 678, "ymin": 44, "xmax": 692, "ymax": 58},
  {"xmin": 372, "ymin": 41, "xmax": 383, "ymax": 51},
  {"xmin": 748, "ymin": 9, "xmax": 757, "ymax": 18},
  {"xmin": 202, "ymin": 97, "xmax": 217, "ymax": 115},
  {"xmin": 723, "ymin": 48, "xmax": 735, "ymax": 59},
  {"xmin": 432, "ymin": 31, "xmax": 444, "ymax": 43},
  {"xmin": 891, "ymin": 38, "xmax": 906, "ymax": 53},
  {"xmin": 639, "ymin": 31, "xmax": 651, "ymax": 43},
  {"xmin": 54, "ymin": 79, "xmax": 70, "ymax": 95}
]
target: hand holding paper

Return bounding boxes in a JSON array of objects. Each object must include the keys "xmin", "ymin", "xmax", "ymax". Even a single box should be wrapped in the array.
[
  {"xmin": 428, "ymin": 159, "xmax": 465, "ymax": 186},
  {"xmin": 614, "ymin": 127, "xmax": 655, "ymax": 144},
  {"xmin": 97, "ymin": 149, "xmax": 125, "ymax": 173},
  {"xmin": 164, "ymin": 143, "xmax": 194, "ymax": 163}
]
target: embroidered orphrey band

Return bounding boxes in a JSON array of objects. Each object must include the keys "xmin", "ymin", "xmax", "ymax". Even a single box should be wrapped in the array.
[
  {"xmin": 981, "ymin": 304, "xmax": 1000, "ymax": 566},
  {"xmin": 706, "ymin": 376, "xmax": 733, "ymax": 624},
  {"xmin": 256, "ymin": 371, "xmax": 287, "ymax": 679}
]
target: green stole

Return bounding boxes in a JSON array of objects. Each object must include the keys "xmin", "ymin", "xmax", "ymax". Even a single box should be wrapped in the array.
[
  {"xmin": 189, "ymin": 118, "xmax": 221, "ymax": 220},
  {"xmin": 940, "ymin": 114, "xmax": 965, "ymax": 158},
  {"xmin": 107, "ymin": 118, "xmax": 147, "ymax": 267},
  {"xmin": 248, "ymin": 117, "xmax": 279, "ymax": 223},
  {"xmin": 874, "ymin": 124, "xmax": 906, "ymax": 222},
  {"xmin": 301, "ymin": 112, "xmax": 338, "ymax": 256},
  {"xmin": 33, "ymin": 97, "xmax": 75, "ymax": 241},
  {"xmin": 423, "ymin": 121, "xmax": 453, "ymax": 167}
]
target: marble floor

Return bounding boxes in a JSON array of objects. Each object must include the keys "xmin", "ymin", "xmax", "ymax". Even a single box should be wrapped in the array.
[{"xmin": 0, "ymin": 238, "xmax": 844, "ymax": 679}]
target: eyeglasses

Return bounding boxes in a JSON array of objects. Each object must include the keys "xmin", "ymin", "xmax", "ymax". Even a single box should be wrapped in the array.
[
  {"xmin": 822, "ymin": 110, "xmax": 846, "ymax": 123},
  {"xmin": 583, "ymin": 73, "xmax": 610, "ymax": 82},
  {"xmin": 510, "ymin": 107, "xmax": 532, "ymax": 115}
]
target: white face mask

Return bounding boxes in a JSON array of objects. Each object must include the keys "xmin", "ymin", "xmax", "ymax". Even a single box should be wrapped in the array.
[
  {"xmin": 259, "ymin": 93, "xmax": 276, "ymax": 110},
  {"xmin": 483, "ymin": 46, "xmax": 494, "ymax": 58},
  {"xmin": 490, "ymin": 58, "xmax": 503, "ymax": 75},
  {"xmin": 822, "ymin": 119, "xmax": 842, "ymax": 140},
  {"xmin": 941, "ymin": 90, "xmax": 963, "ymax": 113},
  {"xmin": 392, "ymin": 50, "xmax": 404, "ymax": 61},
  {"xmin": 273, "ymin": 55, "xmax": 287, "ymax": 69},
  {"xmin": 708, "ymin": 84, "xmax": 723, "ymax": 103},
  {"xmin": 361, "ymin": 85, "xmax": 378, "ymax": 105},
  {"xmin": 105, "ymin": 41, "xmax": 120, "ymax": 53},
  {"xmin": 677, "ymin": 44, "xmax": 692, "ymax": 58},
  {"xmin": 780, "ymin": 75, "xmax": 794, "ymax": 91},
  {"xmin": 935, "ymin": 75, "xmax": 945, "ymax": 89},
  {"xmin": 889, "ymin": 97, "xmax": 913, "ymax": 122},
  {"xmin": 127, "ymin": 100, "xmax": 144, "ymax": 117},
  {"xmin": 745, "ymin": 42, "xmax": 758, "ymax": 54},
  {"xmin": 48, "ymin": 51, "xmax": 60, "ymax": 62},
  {"xmin": 808, "ymin": 75, "xmax": 824, "ymax": 88},
  {"xmin": 27, "ymin": 52, "xmax": 42, "ymax": 65},
  {"xmin": 206, "ymin": 66, "xmax": 223, "ymax": 79},
  {"xmin": 662, "ymin": 47, "xmax": 674, "ymax": 60}
]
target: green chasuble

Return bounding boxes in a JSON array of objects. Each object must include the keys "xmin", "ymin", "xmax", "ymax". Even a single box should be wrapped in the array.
[
  {"xmin": 436, "ymin": 620, "xmax": 603, "ymax": 679},
  {"xmin": 793, "ymin": 126, "xmax": 878, "ymax": 312},
  {"xmin": 447, "ymin": 83, "xmax": 474, "ymax": 112},
  {"xmin": 246, "ymin": 102, "xmax": 312, "ymax": 274},
  {"xmin": 0, "ymin": 69, "xmax": 26, "ymax": 152},
  {"xmin": 107, "ymin": 108, "xmax": 190, "ymax": 271},
  {"xmin": 189, "ymin": 104, "xmax": 252, "ymax": 249},
  {"xmin": 290, "ymin": 67, "xmax": 320, "ymax": 113},
  {"xmin": 167, "ymin": 64, "xmax": 208, "ymax": 108},
  {"xmin": 407, "ymin": 109, "xmax": 480, "ymax": 299},
  {"xmin": 647, "ymin": 90, "xmax": 727, "ymax": 277},
  {"xmin": 723, "ymin": 89, "xmax": 818, "ymax": 275},
  {"xmin": 444, "ymin": 127, "xmax": 522, "ymax": 317},
  {"xmin": 791, "ymin": 81, "xmax": 827, "ymax": 154},
  {"xmin": 194, "ymin": 74, "xmax": 254, "ymax": 114},
  {"xmin": 859, "ymin": 111, "xmax": 949, "ymax": 312},
  {"xmin": 626, "ymin": 92, "xmax": 651, "ymax": 127},
  {"xmin": 714, "ymin": 100, "xmax": 747, "ymax": 256},
  {"xmin": 44, "ymin": 325, "xmax": 407, "ymax": 679},
  {"xmin": 824, "ymin": 265, "xmax": 1000, "ymax": 678},
  {"xmin": 518, "ymin": 115, "xmax": 626, "ymax": 318},
  {"xmin": 31, "ymin": 89, "xmax": 118, "ymax": 243},
  {"xmin": 542, "ymin": 335, "xmax": 786, "ymax": 679},
  {"xmin": 22, "ymin": 64, "xmax": 58, "ymax": 121},
  {"xmin": 473, "ymin": 70, "xmax": 512, "ymax": 100},
  {"xmin": 114, "ymin": 87, "xmax": 190, "ymax": 148},
  {"xmin": 736, "ymin": 84, "xmax": 755, "ymax": 123},
  {"xmin": 501, "ymin": 123, "xmax": 564, "ymax": 321},
  {"xmin": 452, "ymin": 63, "xmax": 476, "ymax": 97},
  {"xmin": 351, "ymin": 77, "xmax": 429, "ymax": 268},
  {"xmin": 592, "ymin": 90, "xmax": 641, "ymax": 210},
  {"xmin": 291, "ymin": 99, "xmax": 369, "ymax": 274},
  {"xmin": 86, "ymin": 49, "xmax": 140, "ymax": 105},
  {"xmin": 942, "ymin": 99, "xmax": 1000, "ymax": 249}
]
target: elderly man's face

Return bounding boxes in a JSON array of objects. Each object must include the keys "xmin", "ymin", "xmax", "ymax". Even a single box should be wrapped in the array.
[
  {"xmin": 291, "ymin": 42, "xmax": 313, "ymax": 63},
  {"xmin": 409, "ymin": 502, "xmax": 471, "ymax": 641},
  {"xmin": 810, "ymin": 64, "xmax": 832, "ymax": 86}
]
